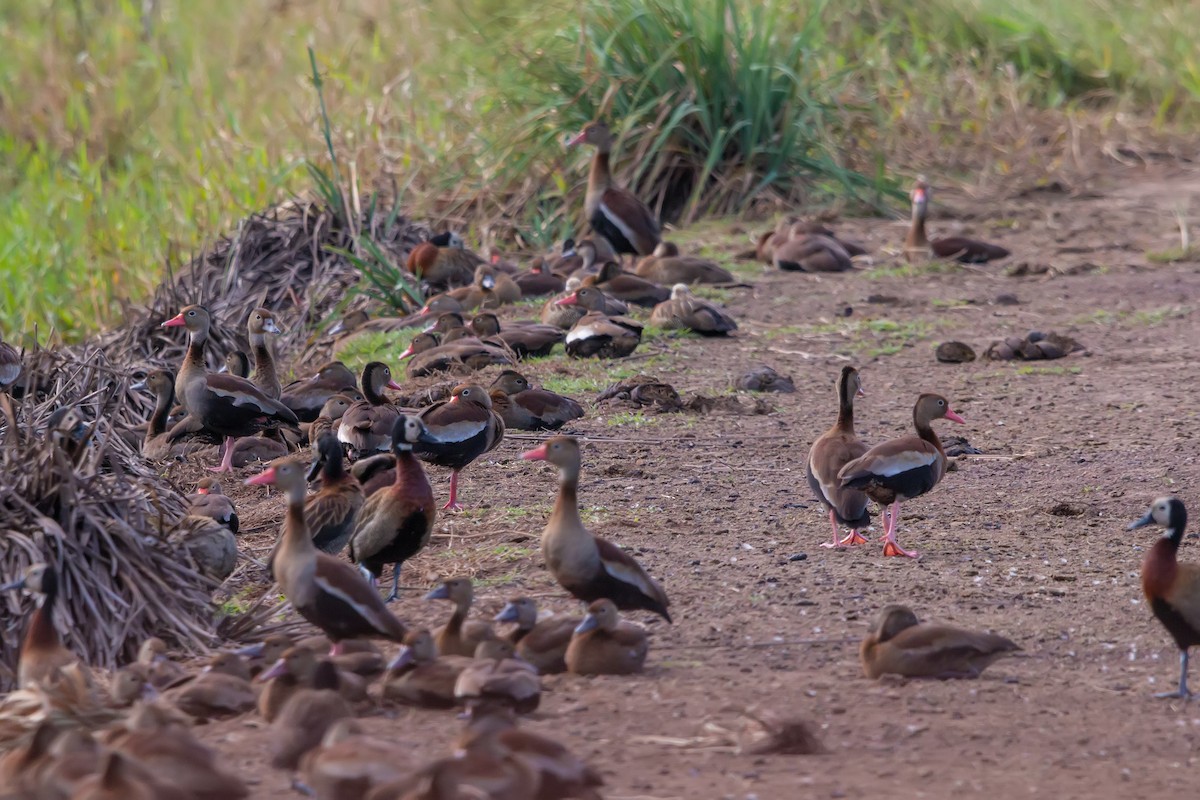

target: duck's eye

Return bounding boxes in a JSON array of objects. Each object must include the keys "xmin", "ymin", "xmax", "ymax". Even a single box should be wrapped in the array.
[
  {"xmin": 187, "ymin": 310, "xmax": 196, "ymax": 317},
  {"xmin": 938, "ymin": 399, "xmax": 945, "ymax": 406},
  {"xmin": 462, "ymin": 389, "xmax": 471, "ymax": 397}
]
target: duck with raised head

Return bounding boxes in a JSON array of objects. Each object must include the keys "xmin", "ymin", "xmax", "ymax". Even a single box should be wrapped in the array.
[
  {"xmin": 337, "ymin": 362, "xmax": 405, "ymax": 457},
  {"xmin": 635, "ymin": 240, "xmax": 735, "ymax": 285},
  {"xmin": 304, "ymin": 432, "xmax": 365, "ymax": 554},
  {"xmin": 454, "ymin": 639, "xmax": 541, "ymax": 714},
  {"xmin": 457, "ymin": 703, "xmax": 605, "ymax": 800},
  {"xmin": 522, "ymin": 436, "xmax": 671, "ymax": 621},
  {"xmin": 132, "ymin": 369, "xmax": 211, "ymax": 460},
  {"xmin": 0, "ymin": 563, "xmax": 88, "ymax": 691},
  {"xmin": 307, "ymin": 393, "xmax": 356, "ymax": 453},
  {"xmin": 860, "ymin": 604, "xmax": 1020, "ymax": 680},
  {"xmin": 469, "ymin": 313, "xmax": 564, "ymax": 359},
  {"xmin": 136, "ymin": 637, "xmax": 188, "ymax": 690},
  {"xmin": 349, "ymin": 416, "xmax": 439, "ymax": 601},
  {"xmin": 415, "ymin": 384, "xmax": 505, "ymax": 512},
  {"xmin": 246, "ymin": 308, "xmax": 284, "ymax": 399},
  {"xmin": 577, "ymin": 242, "xmax": 670, "ymax": 307},
  {"xmin": 1128, "ymin": 497, "xmax": 1200, "ymax": 699},
  {"xmin": 406, "ymin": 231, "xmax": 482, "ymax": 291},
  {"xmin": 564, "ymin": 311, "xmax": 643, "ymax": 359},
  {"xmin": 382, "ymin": 628, "xmax": 472, "ymax": 708},
  {"xmin": 565, "ymin": 599, "xmax": 648, "ymax": 676},
  {"xmin": 905, "ymin": 178, "xmax": 1010, "ymax": 264},
  {"xmin": 425, "ymin": 578, "xmax": 498, "ymax": 657},
  {"xmin": 806, "ymin": 366, "xmax": 870, "ymax": 549},
  {"xmin": 160, "ymin": 305, "xmax": 300, "ymax": 473},
  {"xmin": 186, "ymin": 478, "xmax": 239, "ymax": 534},
  {"xmin": 488, "ymin": 370, "xmax": 583, "ymax": 431},
  {"xmin": 247, "ymin": 457, "xmax": 409, "ymax": 655},
  {"xmin": 220, "ymin": 350, "xmax": 251, "ymax": 378},
  {"xmin": 838, "ymin": 393, "xmax": 965, "ymax": 559},
  {"xmin": 649, "ymin": 284, "xmax": 737, "ymax": 336},
  {"xmin": 567, "ymin": 120, "xmax": 661, "ymax": 259},
  {"xmin": 494, "ymin": 597, "xmax": 577, "ymax": 674},
  {"xmin": 399, "ymin": 331, "xmax": 514, "ymax": 379},
  {"xmin": 423, "ymin": 311, "xmax": 472, "ymax": 343},
  {"xmin": 282, "ymin": 361, "xmax": 359, "ymax": 423},
  {"xmin": 269, "ymin": 659, "xmax": 354, "ymax": 771}
]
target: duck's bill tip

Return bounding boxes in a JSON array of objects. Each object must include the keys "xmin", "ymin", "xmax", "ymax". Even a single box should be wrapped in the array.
[
  {"xmin": 944, "ymin": 408, "xmax": 966, "ymax": 424},
  {"xmin": 245, "ymin": 467, "xmax": 277, "ymax": 486},
  {"xmin": 520, "ymin": 444, "xmax": 549, "ymax": 461}
]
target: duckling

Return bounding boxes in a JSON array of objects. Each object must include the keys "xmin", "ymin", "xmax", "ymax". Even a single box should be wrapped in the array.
[
  {"xmin": 381, "ymin": 629, "xmax": 471, "ymax": 709},
  {"xmin": 69, "ymin": 750, "xmax": 187, "ymax": 800},
  {"xmin": 0, "ymin": 720, "xmax": 64, "ymax": 796},
  {"xmin": 136, "ymin": 637, "xmax": 188, "ymax": 690},
  {"xmin": 494, "ymin": 597, "xmax": 577, "ymax": 675},
  {"xmin": 168, "ymin": 515, "xmax": 238, "ymax": 582},
  {"xmin": 454, "ymin": 639, "xmax": 541, "ymax": 714},
  {"xmin": 37, "ymin": 727, "xmax": 104, "ymax": 800},
  {"xmin": 366, "ymin": 745, "xmax": 539, "ymax": 800},
  {"xmin": 257, "ymin": 646, "xmax": 368, "ymax": 723},
  {"xmin": 425, "ymin": 577, "xmax": 499, "ymax": 657},
  {"xmin": 269, "ymin": 659, "xmax": 354, "ymax": 770},
  {"xmin": 860, "ymin": 604, "xmax": 1020, "ymax": 680},
  {"xmin": 565, "ymin": 599, "xmax": 648, "ymax": 676},
  {"xmin": 233, "ymin": 633, "xmax": 294, "ymax": 678},
  {"xmin": 1128, "ymin": 497, "xmax": 1200, "ymax": 698},
  {"xmin": 162, "ymin": 652, "xmax": 255, "ymax": 720},
  {"xmin": 648, "ymin": 283, "xmax": 737, "ymax": 336},
  {"xmin": 299, "ymin": 718, "xmax": 416, "ymax": 800},
  {"xmin": 110, "ymin": 666, "xmax": 157, "ymax": 708},
  {"xmin": 186, "ymin": 478, "xmax": 238, "ymax": 534}
]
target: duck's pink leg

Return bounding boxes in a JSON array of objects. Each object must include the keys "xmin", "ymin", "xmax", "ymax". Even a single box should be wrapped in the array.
[
  {"xmin": 840, "ymin": 528, "xmax": 868, "ymax": 546},
  {"xmin": 881, "ymin": 500, "xmax": 917, "ymax": 558},
  {"xmin": 820, "ymin": 509, "xmax": 845, "ymax": 549},
  {"xmin": 208, "ymin": 437, "xmax": 237, "ymax": 473},
  {"xmin": 441, "ymin": 469, "xmax": 464, "ymax": 512}
]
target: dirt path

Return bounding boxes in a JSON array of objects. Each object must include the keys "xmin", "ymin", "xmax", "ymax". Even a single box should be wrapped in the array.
[{"xmin": 187, "ymin": 163, "xmax": 1200, "ymax": 799}]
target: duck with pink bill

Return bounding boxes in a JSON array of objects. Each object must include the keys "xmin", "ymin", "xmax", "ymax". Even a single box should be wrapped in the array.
[{"xmin": 837, "ymin": 393, "xmax": 966, "ymax": 558}]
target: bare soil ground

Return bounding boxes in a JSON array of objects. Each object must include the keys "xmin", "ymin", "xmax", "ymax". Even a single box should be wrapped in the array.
[{"xmin": 173, "ymin": 162, "xmax": 1200, "ymax": 799}]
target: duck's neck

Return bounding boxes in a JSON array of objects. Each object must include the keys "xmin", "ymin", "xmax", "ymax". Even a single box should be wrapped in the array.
[
  {"xmin": 548, "ymin": 462, "xmax": 584, "ymax": 533},
  {"xmin": 147, "ymin": 386, "xmax": 174, "ymax": 438},
  {"xmin": 250, "ymin": 334, "xmax": 279, "ymax": 394},
  {"xmin": 363, "ymin": 376, "xmax": 386, "ymax": 406},
  {"xmin": 447, "ymin": 599, "xmax": 469, "ymax": 634},
  {"xmin": 908, "ymin": 202, "xmax": 929, "ymax": 248},
  {"xmin": 589, "ymin": 149, "xmax": 612, "ymax": 194},
  {"xmin": 914, "ymin": 413, "xmax": 943, "ymax": 453},
  {"xmin": 322, "ymin": 448, "xmax": 348, "ymax": 484},
  {"xmin": 278, "ymin": 484, "xmax": 314, "ymax": 563},
  {"xmin": 25, "ymin": 577, "xmax": 60, "ymax": 655},
  {"xmin": 834, "ymin": 375, "xmax": 855, "ymax": 434},
  {"xmin": 1143, "ymin": 514, "xmax": 1187, "ymax": 597},
  {"xmin": 178, "ymin": 328, "xmax": 208, "ymax": 388},
  {"xmin": 393, "ymin": 446, "xmax": 427, "ymax": 488}
]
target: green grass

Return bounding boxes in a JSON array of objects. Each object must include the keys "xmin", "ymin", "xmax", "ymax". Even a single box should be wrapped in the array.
[
  {"xmin": 603, "ymin": 410, "xmax": 659, "ymax": 428},
  {"xmin": 1015, "ymin": 365, "xmax": 1083, "ymax": 376},
  {"xmin": 8, "ymin": 0, "xmax": 1200, "ymax": 339},
  {"xmin": 335, "ymin": 330, "xmax": 425, "ymax": 375},
  {"xmin": 864, "ymin": 260, "xmax": 960, "ymax": 280},
  {"xmin": 1071, "ymin": 305, "xmax": 1193, "ymax": 328}
]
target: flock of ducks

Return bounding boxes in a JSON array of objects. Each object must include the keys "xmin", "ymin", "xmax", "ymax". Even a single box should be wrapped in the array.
[{"xmin": 0, "ymin": 118, "xmax": 1197, "ymax": 797}]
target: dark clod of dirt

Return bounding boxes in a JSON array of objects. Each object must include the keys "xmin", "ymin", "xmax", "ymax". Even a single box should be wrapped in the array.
[
  {"xmin": 1047, "ymin": 502, "xmax": 1087, "ymax": 517},
  {"xmin": 789, "ymin": 553, "xmax": 808, "ymax": 562},
  {"xmin": 742, "ymin": 715, "xmax": 825, "ymax": 756},
  {"xmin": 941, "ymin": 435, "xmax": 983, "ymax": 457},
  {"xmin": 994, "ymin": 293, "xmax": 1021, "ymax": 305},
  {"xmin": 936, "ymin": 341, "xmax": 977, "ymax": 363},
  {"xmin": 835, "ymin": 306, "xmax": 854, "ymax": 318},
  {"xmin": 866, "ymin": 294, "xmax": 901, "ymax": 305},
  {"xmin": 596, "ymin": 375, "xmax": 682, "ymax": 413},
  {"xmin": 684, "ymin": 395, "xmax": 774, "ymax": 416},
  {"xmin": 985, "ymin": 331, "xmax": 1083, "ymax": 361},
  {"xmin": 735, "ymin": 366, "xmax": 796, "ymax": 394}
]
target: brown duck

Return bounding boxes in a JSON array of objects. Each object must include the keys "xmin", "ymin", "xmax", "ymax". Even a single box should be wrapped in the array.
[
  {"xmin": 337, "ymin": 362, "xmax": 405, "ymax": 456},
  {"xmin": 268, "ymin": 659, "xmax": 354, "ymax": 770},
  {"xmin": 860, "ymin": 604, "xmax": 1020, "ymax": 679},
  {"xmin": 453, "ymin": 639, "xmax": 541, "ymax": 714},
  {"xmin": 406, "ymin": 231, "xmax": 482, "ymax": 290},
  {"xmin": 382, "ymin": 628, "xmax": 472, "ymax": 709},
  {"xmin": 399, "ymin": 332, "xmax": 513, "ymax": 378},
  {"xmin": 415, "ymin": 384, "xmax": 505, "ymax": 511},
  {"xmin": 565, "ymin": 311, "xmax": 643, "ymax": 358},
  {"xmin": 282, "ymin": 361, "xmax": 359, "ymax": 423},
  {"xmin": 488, "ymin": 370, "xmax": 584, "ymax": 431},
  {"xmin": 246, "ymin": 307, "xmax": 284, "ymax": 400},
  {"xmin": 806, "ymin": 366, "xmax": 870, "ymax": 548},
  {"xmin": 567, "ymin": 120, "xmax": 661, "ymax": 258},
  {"xmin": 635, "ymin": 241, "xmax": 734, "ymax": 285},
  {"xmin": 522, "ymin": 436, "xmax": 671, "ymax": 621},
  {"xmin": 905, "ymin": 178, "xmax": 1010, "ymax": 263},
  {"xmin": 425, "ymin": 577, "xmax": 499, "ymax": 657},
  {"xmin": 648, "ymin": 284, "xmax": 737, "ymax": 336},
  {"xmin": 493, "ymin": 597, "xmax": 578, "ymax": 675},
  {"xmin": 469, "ymin": 313, "xmax": 564, "ymax": 358},
  {"xmin": 186, "ymin": 478, "xmax": 239, "ymax": 534},
  {"xmin": 578, "ymin": 242, "xmax": 670, "ymax": 307},
  {"xmin": 565, "ymin": 598, "xmax": 648, "ymax": 676}
]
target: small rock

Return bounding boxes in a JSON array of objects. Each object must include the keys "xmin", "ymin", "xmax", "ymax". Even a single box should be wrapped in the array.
[
  {"xmin": 735, "ymin": 365, "xmax": 796, "ymax": 394},
  {"xmin": 935, "ymin": 341, "xmax": 976, "ymax": 363},
  {"xmin": 993, "ymin": 293, "xmax": 1020, "ymax": 305},
  {"xmin": 789, "ymin": 553, "xmax": 808, "ymax": 562},
  {"xmin": 835, "ymin": 306, "xmax": 853, "ymax": 318}
]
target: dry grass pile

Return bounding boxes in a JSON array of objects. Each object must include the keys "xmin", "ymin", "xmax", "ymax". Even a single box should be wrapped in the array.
[{"xmin": 0, "ymin": 347, "xmax": 214, "ymax": 693}]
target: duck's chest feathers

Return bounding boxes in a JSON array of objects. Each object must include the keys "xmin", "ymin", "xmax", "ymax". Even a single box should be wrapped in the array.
[{"xmin": 543, "ymin": 525, "xmax": 600, "ymax": 579}]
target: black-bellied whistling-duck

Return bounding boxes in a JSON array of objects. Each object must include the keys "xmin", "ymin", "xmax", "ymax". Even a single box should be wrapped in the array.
[
  {"xmin": 168, "ymin": 515, "xmax": 238, "ymax": 581},
  {"xmin": 635, "ymin": 241, "xmax": 734, "ymax": 285},
  {"xmin": 69, "ymin": 750, "xmax": 182, "ymax": 800},
  {"xmin": 246, "ymin": 307, "xmax": 284, "ymax": 399},
  {"xmin": 565, "ymin": 598, "xmax": 648, "ymax": 676},
  {"xmin": 425, "ymin": 577, "xmax": 499, "ymax": 657},
  {"xmin": 349, "ymin": 416, "xmax": 439, "ymax": 600},
  {"xmin": 104, "ymin": 701, "xmax": 250, "ymax": 800},
  {"xmin": 399, "ymin": 332, "xmax": 514, "ymax": 379},
  {"xmin": 905, "ymin": 178, "xmax": 1011, "ymax": 264},
  {"xmin": 513, "ymin": 258, "xmax": 566, "ymax": 297},
  {"xmin": 0, "ymin": 563, "xmax": 86, "ymax": 691},
  {"xmin": 247, "ymin": 457, "xmax": 409, "ymax": 654},
  {"xmin": 469, "ymin": 313, "xmax": 564, "ymax": 358},
  {"xmin": 161, "ymin": 305, "xmax": 299, "ymax": 473},
  {"xmin": 580, "ymin": 255, "xmax": 670, "ymax": 309},
  {"xmin": 269, "ymin": 659, "xmax": 353, "ymax": 770},
  {"xmin": 382, "ymin": 628, "xmax": 471, "ymax": 708},
  {"xmin": 554, "ymin": 284, "xmax": 630, "ymax": 317},
  {"xmin": 307, "ymin": 393, "xmax": 356, "ymax": 453},
  {"xmin": 132, "ymin": 369, "xmax": 209, "ymax": 460},
  {"xmin": 522, "ymin": 436, "xmax": 671, "ymax": 621},
  {"xmin": 423, "ymin": 311, "xmax": 470, "ymax": 340},
  {"xmin": 494, "ymin": 597, "xmax": 577, "ymax": 674},
  {"xmin": 553, "ymin": 237, "xmax": 618, "ymax": 278},
  {"xmin": 773, "ymin": 233, "xmax": 854, "ymax": 273},
  {"xmin": 416, "ymin": 384, "xmax": 505, "ymax": 511},
  {"xmin": 860, "ymin": 604, "xmax": 1020, "ymax": 680},
  {"xmin": 454, "ymin": 639, "xmax": 541, "ymax": 714},
  {"xmin": 300, "ymin": 718, "xmax": 416, "ymax": 800},
  {"xmin": 457, "ymin": 703, "xmax": 605, "ymax": 800},
  {"xmin": 540, "ymin": 279, "xmax": 589, "ymax": 330},
  {"xmin": 0, "ymin": 332, "xmax": 20, "ymax": 389},
  {"xmin": 838, "ymin": 393, "xmax": 965, "ymax": 559},
  {"xmin": 220, "ymin": 350, "xmax": 251, "ymax": 378},
  {"xmin": 303, "ymin": 432, "xmax": 364, "ymax": 554},
  {"xmin": 1128, "ymin": 497, "xmax": 1200, "ymax": 699},
  {"xmin": 0, "ymin": 721, "xmax": 98, "ymax": 799},
  {"xmin": 488, "ymin": 370, "xmax": 584, "ymax": 431},
  {"xmin": 162, "ymin": 651, "xmax": 256, "ymax": 720},
  {"xmin": 564, "ymin": 311, "xmax": 644, "ymax": 358},
  {"xmin": 475, "ymin": 263, "xmax": 522, "ymax": 306},
  {"xmin": 282, "ymin": 361, "xmax": 359, "ymax": 423},
  {"xmin": 806, "ymin": 366, "xmax": 870, "ymax": 549},
  {"xmin": 567, "ymin": 120, "xmax": 661, "ymax": 259},
  {"xmin": 337, "ymin": 362, "xmax": 405, "ymax": 456},
  {"xmin": 229, "ymin": 434, "xmax": 289, "ymax": 468},
  {"xmin": 406, "ymin": 231, "xmax": 481, "ymax": 291},
  {"xmin": 187, "ymin": 478, "xmax": 239, "ymax": 534},
  {"xmin": 649, "ymin": 284, "xmax": 738, "ymax": 336}
]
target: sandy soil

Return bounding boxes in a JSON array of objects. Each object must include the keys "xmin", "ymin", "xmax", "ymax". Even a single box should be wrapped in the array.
[{"xmin": 170, "ymin": 163, "xmax": 1200, "ymax": 799}]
